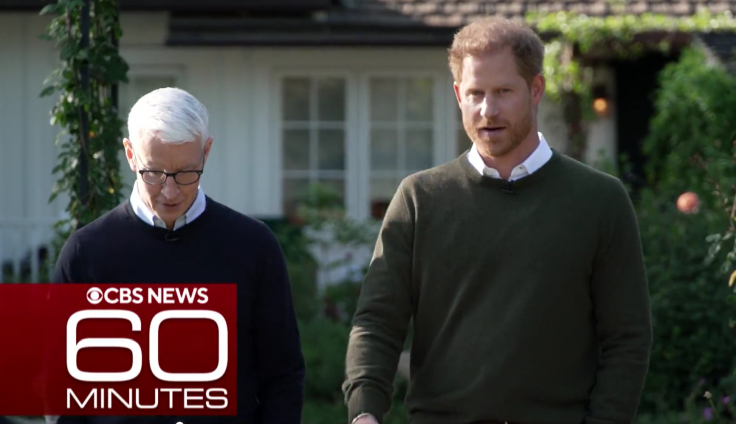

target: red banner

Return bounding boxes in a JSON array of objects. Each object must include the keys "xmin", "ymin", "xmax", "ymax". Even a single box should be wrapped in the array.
[{"xmin": 0, "ymin": 283, "xmax": 238, "ymax": 416}]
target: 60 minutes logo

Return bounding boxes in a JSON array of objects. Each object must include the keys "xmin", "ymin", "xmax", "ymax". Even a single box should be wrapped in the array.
[{"xmin": 64, "ymin": 288, "xmax": 230, "ymax": 412}]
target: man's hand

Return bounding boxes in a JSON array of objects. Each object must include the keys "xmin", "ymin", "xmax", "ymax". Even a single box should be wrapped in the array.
[{"xmin": 353, "ymin": 413, "xmax": 379, "ymax": 424}]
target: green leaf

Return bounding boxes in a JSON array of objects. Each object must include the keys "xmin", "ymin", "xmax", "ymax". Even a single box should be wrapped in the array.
[
  {"xmin": 40, "ymin": 85, "xmax": 56, "ymax": 98},
  {"xmin": 60, "ymin": 43, "xmax": 75, "ymax": 61},
  {"xmin": 39, "ymin": 0, "xmax": 129, "ymax": 241},
  {"xmin": 39, "ymin": 3, "xmax": 59, "ymax": 16}
]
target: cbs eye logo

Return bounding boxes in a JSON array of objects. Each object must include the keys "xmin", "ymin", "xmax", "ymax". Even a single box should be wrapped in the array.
[{"xmin": 86, "ymin": 287, "xmax": 103, "ymax": 305}]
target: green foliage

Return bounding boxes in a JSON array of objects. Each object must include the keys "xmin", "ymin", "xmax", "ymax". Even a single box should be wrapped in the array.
[
  {"xmin": 635, "ymin": 188, "xmax": 736, "ymax": 414},
  {"xmin": 297, "ymin": 183, "xmax": 380, "ymax": 289},
  {"xmin": 266, "ymin": 218, "xmax": 321, "ymax": 322},
  {"xmin": 635, "ymin": 376, "xmax": 736, "ymax": 424},
  {"xmin": 297, "ymin": 184, "xmax": 378, "ymax": 246},
  {"xmin": 524, "ymin": 9, "xmax": 736, "ymax": 160},
  {"xmin": 630, "ymin": 45, "xmax": 736, "ymax": 416},
  {"xmin": 323, "ymin": 280, "xmax": 363, "ymax": 324},
  {"xmin": 298, "ymin": 314, "xmax": 410, "ymax": 424},
  {"xmin": 643, "ymin": 47, "xmax": 736, "ymax": 275},
  {"xmin": 271, "ymin": 183, "xmax": 410, "ymax": 423},
  {"xmin": 527, "ymin": 9, "xmax": 736, "ymax": 104},
  {"xmin": 40, "ymin": 0, "xmax": 129, "ymax": 241},
  {"xmin": 300, "ymin": 316, "xmax": 352, "ymax": 402}
]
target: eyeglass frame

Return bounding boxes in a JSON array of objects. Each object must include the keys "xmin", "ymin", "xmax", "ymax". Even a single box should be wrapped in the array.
[{"xmin": 132, "ymin": 146, "xmax": 207, "ymax": 186}]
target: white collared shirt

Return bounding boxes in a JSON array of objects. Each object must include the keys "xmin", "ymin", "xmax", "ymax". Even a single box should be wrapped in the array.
[
  {"xmin": 468, "ymin": 132, "xmax": 553, "ymax": 180},
  {"xmin": 129, "ymin": 181, "xmax": 206, "ymax": 231}
]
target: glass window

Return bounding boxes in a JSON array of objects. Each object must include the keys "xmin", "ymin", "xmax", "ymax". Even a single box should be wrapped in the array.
[
  {"xmin": 281, "ymin": 77, "xmax": 347, "ymax": 218},
  {"xmin": 368, "ymin": 77, "xmax": 434, "ymax": 219}
]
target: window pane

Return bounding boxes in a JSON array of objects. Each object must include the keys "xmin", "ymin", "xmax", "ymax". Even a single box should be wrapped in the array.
[
  {"xmin": 283, "ymin": 178, "xmax": 310, "ymax": 217},
  {"xmin": 406, "ymin": 129, "xmax": 433, "ymax": 171},
  {"xmin": 134, "ymin": 76, "xmax": 176, "ymax": 97},
  {"xmin": 318, "ymin": 129, "xmax": 345, "ymax": 170},
  {"xmin": 370, "ymin": 78, "xmax": 398, "ymax": 122},
  {"xmin": 317, "ymin": 78, "xmax": 346, "ymax": 121},
  {"xmin": 370, "ymin": 178, "xmax": 400, "ymax": 219},
  {"xmin": 406, "ymin": 77, "xmax": 433, "ymax": 122},
  {"xmin": 283, "ymin": 129, "xmax": 310, "ymax": 171},
  {"xmin": 370, "ymin": 129, "xmax": 398, "ymax": 171},
  {"xmin": 283, "ymin": 78, "xmax": 310, "ymax": 121},
  {"xmin": 281, "ymin": 77, "xmax": 349, "ymax": 216}
]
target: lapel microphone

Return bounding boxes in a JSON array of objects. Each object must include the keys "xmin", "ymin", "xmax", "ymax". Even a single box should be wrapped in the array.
[
  {"xmin": 502, "ymin": 180, "xmax": 515, "ymax": 194},
  {"xmin": 164, "ymin": 231, "xmax": 181, "ymax": 242}
]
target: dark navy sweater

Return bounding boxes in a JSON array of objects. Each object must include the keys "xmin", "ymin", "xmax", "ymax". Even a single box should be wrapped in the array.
[{"xmin": 51, "ymin": 196, "xmax": 305, "ymax": 424}]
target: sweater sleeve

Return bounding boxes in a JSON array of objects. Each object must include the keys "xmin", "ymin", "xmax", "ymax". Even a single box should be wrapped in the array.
[
  {"xmin": 52, "ymin": 234, "xmax": 86, "ymax": 284},
  {"xmin": 586, "ymin": 180, "xmax": 652, "ymax": 424},
  {"xmin": 253, "ymin": 226, "xmax": 305, "ymax": 424},
  {"xmin": 343, "ymin": 182, "xmax": 415, "ymax": 423}
]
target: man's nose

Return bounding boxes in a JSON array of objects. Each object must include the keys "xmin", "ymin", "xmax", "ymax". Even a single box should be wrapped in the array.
[
  {"xmin": 161, "ymin": 176, "xmax": 180, "ymax": 198},
  {"xmin": 480, "ymin": 96, "xmax": 500, "ymax": 118}
]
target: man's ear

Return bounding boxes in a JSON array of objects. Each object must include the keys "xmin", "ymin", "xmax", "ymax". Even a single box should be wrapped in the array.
[
  {"xmin": 531, "ymin": 74, "xmax": 546, "ymax": 106},
  {"xmin": 453, "ymin": 81, "xmax": 462, "ymax": 106},
  {"xmin": 204, "ymin": 136, "xmax": 213, "ymax": 163},
  {"xmin": 122, "ymin": 138, "xmax": 136, "ymax": 171}
]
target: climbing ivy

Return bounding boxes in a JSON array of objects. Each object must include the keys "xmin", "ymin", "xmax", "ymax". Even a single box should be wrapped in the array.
[
  {"xmin": 525, "ymin": 9, "xmax": 736, "ymax": 292},
  {"xmin": 39, "ymin": 0, "xmax": 129, "ymax": 243},
  {"xmin": 525, "ymin": 9, "xmax": 736, "ymax": 160}
]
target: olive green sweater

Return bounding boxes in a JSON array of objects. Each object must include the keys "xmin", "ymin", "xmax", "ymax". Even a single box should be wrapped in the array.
[{"xmin": 343, "ymin": 150, "xmax": 652, "ymax": 424}]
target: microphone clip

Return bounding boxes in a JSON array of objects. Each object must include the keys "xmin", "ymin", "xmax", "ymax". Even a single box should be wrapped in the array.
[
  {"xmin": 164, "ymin": 231, "xmax": 181, "ymax": 242},
  {"xmin": 502, "ymin": 180, "xmax": 515, "ymax": 195}
]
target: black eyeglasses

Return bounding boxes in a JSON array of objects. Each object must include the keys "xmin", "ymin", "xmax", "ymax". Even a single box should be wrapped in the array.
[
  {"xmin": 134, "ymin": 148, "xmax": 206, "ymax": 186},
  {"xmin": 138, "ymin": 169, "xmax": 203, "ymax": 185}
]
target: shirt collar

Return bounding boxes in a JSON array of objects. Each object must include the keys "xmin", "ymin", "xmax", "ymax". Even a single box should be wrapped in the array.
[
  {"xmin": 467, "ymin": 132, "xmax": 553, "ymax": 178},
  {"xmin": 129, "ymin": 181, "xmax": 206, "ymax": 231}
]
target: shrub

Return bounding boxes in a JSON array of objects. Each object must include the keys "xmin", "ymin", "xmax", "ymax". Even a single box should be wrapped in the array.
[
  {"xmin": 633, "ymin": 45, "xmax": 736, "ymax": 416},
  {"xmin": 264, "ymin": 218, "xmax": 321, "ymax": 322},
  {"xmin": 642, "ymin": 46, "xmax": 736, "ymax": 273},
  {"xmin": 635, "ymin": 188, "xmax": 736, "ymax": 413}
]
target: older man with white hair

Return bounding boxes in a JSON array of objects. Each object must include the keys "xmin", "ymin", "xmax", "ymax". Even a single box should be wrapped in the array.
[{"xmin": 51, "ymin": 87, "xmax": 305, "ymax": 424}]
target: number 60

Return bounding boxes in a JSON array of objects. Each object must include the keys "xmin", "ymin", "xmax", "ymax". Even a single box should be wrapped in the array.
[{"xmin": 66, "ymin": 309, "xmax": 228, "ymax": 383}]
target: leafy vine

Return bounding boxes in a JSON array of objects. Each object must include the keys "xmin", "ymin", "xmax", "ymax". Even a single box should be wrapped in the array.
[
  {"xmin": 525, "ymin": 8, "xmax": 736, "ymax": 160},
  {"xmin": 40, "ymin": 0, "xmax": 129, "ymax": 244}
]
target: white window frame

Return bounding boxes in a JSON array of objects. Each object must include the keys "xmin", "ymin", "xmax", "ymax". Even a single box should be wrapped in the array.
[
  {"xmin": 271, "ymin": 69, "xmax": 360, "ymax": 218},
  {"xmin": 272, "ymin": 66, "xmax": 460, "ymax": 221},
  {"xmin": 356, "ymin": 69, "xmax": 450, "ymax": 220}
]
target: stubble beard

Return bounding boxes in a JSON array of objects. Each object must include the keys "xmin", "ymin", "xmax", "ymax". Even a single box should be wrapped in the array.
[{"xmin": 464, "ymin": 103, "xmax": 534, "ymax": 159}]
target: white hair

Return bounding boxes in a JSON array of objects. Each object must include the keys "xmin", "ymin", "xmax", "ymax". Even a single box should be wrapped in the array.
[{"xmin": 127, "ymin": 87, "xmax": 209, "ymax": 145}]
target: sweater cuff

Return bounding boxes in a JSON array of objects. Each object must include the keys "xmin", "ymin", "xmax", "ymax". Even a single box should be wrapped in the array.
[{"xmin": 347, "ymin": 386, "xmax": 391, "ymax": 423}]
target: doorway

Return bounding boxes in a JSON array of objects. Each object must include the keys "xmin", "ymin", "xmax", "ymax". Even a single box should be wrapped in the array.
[{"xmin": 612, "ymin": 50, "xmax": 681, "ymax": 191}]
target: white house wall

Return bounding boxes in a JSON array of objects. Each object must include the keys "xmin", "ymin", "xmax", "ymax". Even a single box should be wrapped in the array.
[
  {"xmin": 0, "ymin": 12, "xmax": 615, "ymax": 278},
  {"xmin": 0, "ymin": 13, "xmax": 67, "ymax": 273}
]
